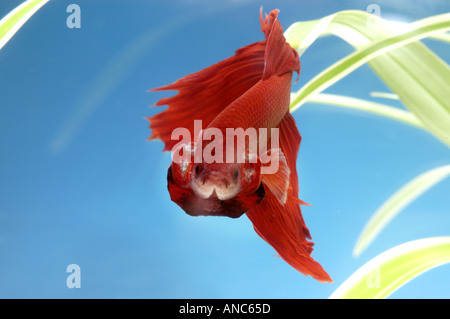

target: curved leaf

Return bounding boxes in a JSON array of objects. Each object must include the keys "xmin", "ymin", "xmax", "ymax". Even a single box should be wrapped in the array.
[
  {"xmin": 286, "ymin": 11, "xmax": 450, "ymax": 147},
  {"xmin": 430, "ymin": 32, "xmax": 450, "ymax": 43},
  {"xmin": 369, "ymin": 92, "xmax": 399, "ymax": 100},
  {"xmin": 0, "ymin": 0, "xmax": 49, "ymax": 51},
  {"xmin": 330, "ymin": 237, "xmax": 450, "ymax": 299},
  {"xmin": 354, "ymin": 165, "xmax": 450, "ymax": 257},
  {"xmin": 306, "ymin": 93, "xmax": 424, "ymax": 129}
]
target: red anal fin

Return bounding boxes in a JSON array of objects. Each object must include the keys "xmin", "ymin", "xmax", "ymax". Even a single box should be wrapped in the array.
[
  {"xmin": 247, "ymin": 196, "xmax": 332, "ymax": 282},
  {"xmin": 246, "ymin": 113, "xmax": 332, "ymax": 282},
  {"xmin": 259, "ymin": 8, "xmax": 300, "ymax": 80},
  {"xmin": 147, "ymin": 41, "xmax": 266, "ymax": 151}
]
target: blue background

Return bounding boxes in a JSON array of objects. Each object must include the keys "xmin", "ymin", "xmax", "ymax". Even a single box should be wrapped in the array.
[{"xmin": 0, "ymin": 0, "xmax": 449, "ymax": 298}]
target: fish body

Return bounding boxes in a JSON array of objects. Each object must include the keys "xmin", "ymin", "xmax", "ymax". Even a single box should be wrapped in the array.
[
  {"xmin": 147, "ymin": 9, "xmax": 332, "ymax": 283},
  {"xmin": 207, "ymin": 72, "xmax": 293, "ymax": 132}
]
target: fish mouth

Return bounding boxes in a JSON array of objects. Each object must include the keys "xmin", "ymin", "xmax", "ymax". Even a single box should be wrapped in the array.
[{"xmin": 190, "ymin": 171, "xmax": 240, "ymax": 200}]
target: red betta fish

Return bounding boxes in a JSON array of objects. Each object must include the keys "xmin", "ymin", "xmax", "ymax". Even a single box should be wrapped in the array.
[{"xmin": 147, "ymin": 8, "xmax": 332, "ymax": 283}]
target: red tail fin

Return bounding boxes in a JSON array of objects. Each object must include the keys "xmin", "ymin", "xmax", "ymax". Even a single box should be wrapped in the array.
[
  {"xmin": 259, "ymin": 8, "xmax": 300, "ymax": 80},
  {"xmin": 246, "ymin": 113, "xmax": 332, "ymax": 283}
]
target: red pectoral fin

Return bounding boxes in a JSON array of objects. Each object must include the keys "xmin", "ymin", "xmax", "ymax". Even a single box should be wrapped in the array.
[
  {"xmin": 246, "ymin": 113, "xmax": 332, "ymax": 282},
  {"xmin": 261, "ymin": 148, "xmax": 290, "ymax": 205},
  {"xmin": 147, "ymin": 41, "xmax": 266, "ymax": 151}
]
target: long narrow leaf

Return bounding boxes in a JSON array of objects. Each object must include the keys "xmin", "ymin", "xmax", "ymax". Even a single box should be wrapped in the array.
[
  {"xmin": 430, "ymin": 32, "xmax": 450, "ymax": 43},
  {"xmin": 286, "ymin": 11, "xmax": 450, "ymax": 147},
  {"xmin": 369, "ymin": 92, "xmax": 399, "ymax": 100},
  {"xmin": 289, "ymin": 12, "xmax": 450, "ymax": 108},
  {"xmin": 306, "ymin": 93, "xmax": 424, "ymax": 129},
  {"xmin": 354, "ymin": 165, "xmax": 450, "ymax": 257},
  {"xmin": 0, "ymin": 0, "xmax": 49, "ymax": 51},
  {"xmin": 330, "ymin": 237, "xmax": 450, "ymax": 299}
]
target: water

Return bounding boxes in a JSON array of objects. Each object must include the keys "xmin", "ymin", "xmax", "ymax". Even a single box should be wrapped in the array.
[{"xmin": 0, "ymin": 0, "xmax": 449, "ymax": 298}]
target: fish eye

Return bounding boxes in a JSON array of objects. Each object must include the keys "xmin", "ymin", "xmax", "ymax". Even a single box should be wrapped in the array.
[
  {"xmin": 232, "ymin": 168, "xmax": 239, "ymax": 182},
  {"xmin": 194, "ymin": 163, "xmax": 203, "ymax": 177}
]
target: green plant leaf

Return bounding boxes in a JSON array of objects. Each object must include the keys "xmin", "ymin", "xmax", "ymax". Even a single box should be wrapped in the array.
[
  {"xmin": 330, "ymin": 237, "xmax": 450, "ymax": 299},
  {"xmin": 306, "ymin": 93, "xmax": 424, "ymax": 129},
  {"xmin": 286, "ymin": 11, "xmax": 450, "ymax": 147},
  {"xmin": 0, "ymin": 0, "xmax": 49, "ymax": 51},
  {"xmin": 353, "ymin": 165, "xmax": 450, "ymax": 257},
  {"xmin": 369, "ymin": 92, "xmax": 399, "ymax": 100},
  {"xmin": 430, "ymin": 31, "xmax": 450, "ymax": 43}
]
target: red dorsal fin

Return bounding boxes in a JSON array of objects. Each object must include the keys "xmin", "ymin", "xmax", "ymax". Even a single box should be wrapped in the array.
[
  {"xmin": 246, "ymin": 113, "xmax": 332, "ymax": 283},
  {"xmin": 259, "ymin": 8, "xmax": 300, "ymax": 80},
  {"xmin": 147, "ymin": 41, "xmax": 266, "ymax": 151},
  {"xmin": 148, "ymin": 8, "xmax": 300, "ymax": 152}
]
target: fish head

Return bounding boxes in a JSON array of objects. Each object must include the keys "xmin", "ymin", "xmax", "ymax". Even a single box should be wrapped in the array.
[{"xmin": 167, "ymin": 147, "xmax": 264, "ymax": 218}]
